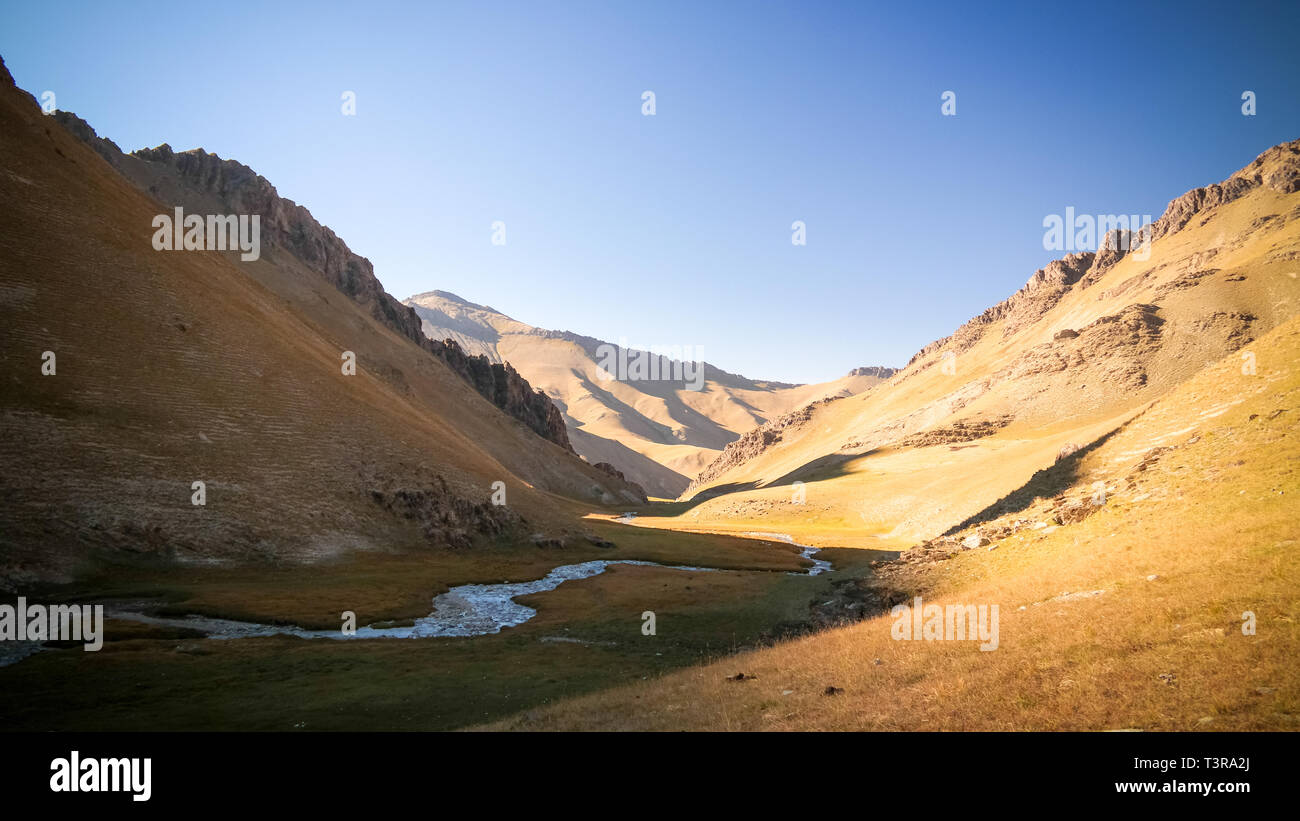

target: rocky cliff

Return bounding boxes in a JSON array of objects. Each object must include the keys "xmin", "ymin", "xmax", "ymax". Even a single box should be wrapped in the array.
[
  {"xmin": 906, "ymin": 140, "xmax": 1300, "ymax": 370},
  {"xmin": 846, "ymin": 365, "xmax": 898, "ymax": 379}
]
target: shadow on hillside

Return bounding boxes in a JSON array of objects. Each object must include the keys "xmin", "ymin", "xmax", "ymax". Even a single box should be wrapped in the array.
[
  {"xmin": 634, "ymin": 450, "xmax": 876, "ymax": 517},
  {"xmin": 569, "ymin": 427, "xmax": 692, "ymax": 499},
  {"xmin": 571, "ymin": 369, "xmax": 740, "ymax": 451},
  {"xmin": 765, "ymin": 450, "xmax": 876, "ymax": 490},
  {"xmin": 632, "ymin": 483, "xmax": 760, "ymax": 517},
  {"xmin": 939, "ymin": 426, "xmax": 1123, "ymax": 536}
]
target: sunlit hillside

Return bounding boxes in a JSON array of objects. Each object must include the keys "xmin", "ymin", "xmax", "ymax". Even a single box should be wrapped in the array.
[
  {"xmin": 486, "ymin": 313, "xmax": 1300, "ymax": 730},
  {"xmin": 619, "ymin": 142, "xmax": 1300, "ymax": 550},
  {"xmin": 405, "ymin": 290, "xmax": 894, "ymax": 497}
]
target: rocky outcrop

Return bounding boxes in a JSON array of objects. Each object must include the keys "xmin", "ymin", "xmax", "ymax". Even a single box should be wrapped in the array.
[
  {"xmin": 1056, "ymin": 443, "xmax": 1082, "ymax": 462},
  {"xmin": 905, "ymin": 253, "xmax": 1095, "ymax": 369},
  {"xmin": 997, "ymin": 303, "xmax": 1164, "ymax": 390},
  {"xmin": 1052, "ymin": 495, "xmax": 1103, "ymax": 526},
  {"xmin": 1151, "ymin": 141, "xmax": 1300, "ymax": 241},
  {"xmin": 51, "ymin": 114, "xmax": 573, "ymax": 452},
  {"xmin": 686, "ymin": 399, "xmax": 834, "ymax": 495},
  {"xmin": 52, "ymin": 111, "xmax": 124, "ymax": 166},
  {"xmin": 803, "ymin": 577, "xmax": 910, "ymax": 631},
  {"xmin": 430, "ymin": 341, "xmax": 570, "ymax": 449},
  {"xmin": 366, "ymin": 471, "xmax": 523, "ymax": 550},
  {"xmin": 846, "ymin": 365, "xmax": 898, "ymax": 379},
  {"xmin": 591, "ymin": 462, "xmax": 648, "ymax": 503},
  {"xmin": 896, "ymin": 414, "xmax": 1013, "ymax": 448},
  {"xmin": 906, "ymin": 139, "xmax": 1300, "ymax": 373}
]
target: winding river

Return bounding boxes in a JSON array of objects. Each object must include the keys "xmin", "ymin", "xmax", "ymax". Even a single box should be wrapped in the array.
[
  {"xmin": 106, "ymin": 558, "xmax": 719, "ymax": 641},
  {"xmin": 2, "ymin": 530, "xmax": 833, "ymax": 662}
]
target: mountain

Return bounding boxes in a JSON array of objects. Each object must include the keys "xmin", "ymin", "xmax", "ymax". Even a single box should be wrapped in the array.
[
  {"xmin": 488, "ymin": 310, "xmax": 1300, "ymax": 730},
  {"xmin": 0, "ymin": 57, "xmax": 645, "ymax": 588},
  {"xmin": 404, "ymin": 290, "xmax": 896, "ymax": 497},
  {"xmin": 621, "ymin": 140, "xmax": 1300, "ymax": 548},
  {"xmin": 52, "ymin": 117, "xmax": 572, "ymax": 453}
]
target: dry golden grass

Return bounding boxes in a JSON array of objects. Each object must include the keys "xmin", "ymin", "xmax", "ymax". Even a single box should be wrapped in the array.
[
  {"xmin": 481, "ymin": 316, "xmax": 1300, "ymax": 730},
  {"xmin": 671, "ymin": 156, "xmax": 1300, "ymax": 548}
]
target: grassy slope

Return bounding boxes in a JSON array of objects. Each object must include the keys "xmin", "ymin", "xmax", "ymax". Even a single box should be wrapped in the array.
[
  {"xmin": 0, "ymin": 60, "xmax": 642, "ymax": 584},
  {"xmin": 482, "ymin": 315, "xmax": 1300, "ymax": 730},
  {"xmin": 650, "ymin": 147, "xmax": 1300, "ymax": 550},
  {"xmin": 0, "ymin": 63, "xmax": 880, "ymax": 732}
]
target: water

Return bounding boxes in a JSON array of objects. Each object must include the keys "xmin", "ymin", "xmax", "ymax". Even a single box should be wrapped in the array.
[
  {"xmin": 104, "ymin": 558, "xmax": 718, "ymax": 642},
  {"xmin": 743, "ymin": 532, "xmax": 834, "ymax": 575},
  {"xmin": 2, "ymin": 528, "xmax": 833, "ymax": 664}
]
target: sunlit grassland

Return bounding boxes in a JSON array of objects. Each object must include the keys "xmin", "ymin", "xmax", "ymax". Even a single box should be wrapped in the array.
[{"xmin": 481, "ymin": 319, "xmax": 1300, "ymax": 730}]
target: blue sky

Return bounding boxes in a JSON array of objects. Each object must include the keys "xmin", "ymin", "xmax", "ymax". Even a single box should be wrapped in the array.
[{"xmin": 3, "ymin": 0, "xmax": 1298, "ymax": 382}]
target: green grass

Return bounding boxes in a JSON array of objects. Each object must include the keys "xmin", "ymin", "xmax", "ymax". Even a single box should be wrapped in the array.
[{"xmin": 0, "ymin": 522, "xmax": 832, "ymax": 731}]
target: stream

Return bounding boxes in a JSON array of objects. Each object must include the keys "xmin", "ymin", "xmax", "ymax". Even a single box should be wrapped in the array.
[
  {"xmin": 2, "ymin": 527, "xmax": 833, "ymax": 662},
  {"xmin": 104, "ymin": 558, "xmax": 718, "ymax": 642},
  {"xmin": 743, "ymin": 532, "xmax": 834, "ymax": 576}
]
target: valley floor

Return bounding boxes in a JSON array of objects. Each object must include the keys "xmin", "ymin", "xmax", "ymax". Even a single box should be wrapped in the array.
[
  {"xmin": 4, "ymin": 324, "xmax": 1296, "ymax": 732},
  {"xmin": 477, "ymin": 318, "xmax": 1300, "ymax": 731},
  {"xmin": 0, "ymin": 522, "xmax": 872, "ymax": 731}
]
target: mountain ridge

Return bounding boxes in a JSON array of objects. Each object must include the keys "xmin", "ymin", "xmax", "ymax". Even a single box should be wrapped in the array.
[
  {"xmin": 0, "ymin": 56, "xmax": 648, "ymax": 586},
  {"xmin": 405, "ymin": 289, "xmax": 898, "ymax": 496},
  {"xmin": 632, "ymin": 137, "xmax": 1300, "ymax": 545},
  {"xmin": 51, "ymin": 108, "xmax": 574, "ymax": 453}
]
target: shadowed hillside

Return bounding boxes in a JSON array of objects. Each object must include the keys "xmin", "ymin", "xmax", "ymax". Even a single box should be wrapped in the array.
[{"xmin": 0, "ymin": 57, "xmax": 646, "ymax": 588}]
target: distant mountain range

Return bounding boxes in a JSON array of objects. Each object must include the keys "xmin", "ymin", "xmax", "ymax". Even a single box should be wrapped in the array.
[{"xmin": 404, "ymin": 290, "xmax": 896, "ymax": 497}]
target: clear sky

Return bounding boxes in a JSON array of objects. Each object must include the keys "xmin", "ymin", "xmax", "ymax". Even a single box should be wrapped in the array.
[{"xmin": 3, "ymin": 0, "xmax": 1298, "ymax": 382}]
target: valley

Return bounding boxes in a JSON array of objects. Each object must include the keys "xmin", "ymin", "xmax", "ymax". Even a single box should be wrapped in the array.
[
  {"xmin": 404, "ymin": 289, "xmax": 896, "ymax": 497},
  {"xmin": 0, "ymin": 44, "xmax": 1296, "ymax": 735}
]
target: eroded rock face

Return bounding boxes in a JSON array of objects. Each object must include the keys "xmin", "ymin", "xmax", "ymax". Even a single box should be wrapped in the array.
[
  {"xmin": 366, "ymin": 472, "xmax": 523, "ymax": 549},
  {"xmin": 896, "ymin": 414, "xmax": 1013, "ymax": 448},
  {"xmin": 1153, "ymin": 141, "xmax": 1300, "ymax": 240},
  {"xmin": 847, "ymin": 365, "xmax": 898, "ymax": 379},
  {"xmin": 591, "ymin": 462, "xmax": 648, "ymax": 503},
  {"xmin": 52, "ymin": 114, "xmax": 572, "ymax": 452}
]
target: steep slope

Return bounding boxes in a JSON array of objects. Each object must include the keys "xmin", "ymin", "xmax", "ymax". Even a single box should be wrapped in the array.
[
  {"xmin": 487, "ymin": 312, "xmax": 1300, "ymax": 731},
  {"xmin": 0, "ymin": 58, "xmax": 643, "ymax": 588},
  {"xmin": 405, "ymin": 290, "xmax": 896, "ymax": 497},
  {"xmin": 52, "ymin": 112, "xmax": 572, "ymax": 452},
  {"xmin": 633, "ymin": 140, "xmax": 1300, "ymax": 547}
]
